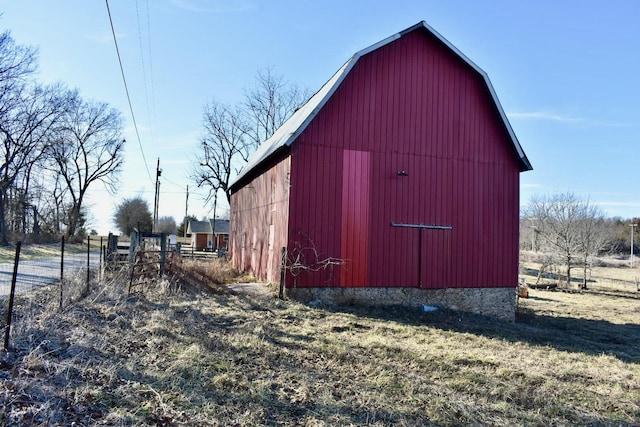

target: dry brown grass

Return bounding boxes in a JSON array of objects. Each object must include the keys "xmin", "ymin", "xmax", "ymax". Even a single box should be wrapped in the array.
[{"xmin": 1, "ymin": 258, "xmax": 639, "ymax": 426}]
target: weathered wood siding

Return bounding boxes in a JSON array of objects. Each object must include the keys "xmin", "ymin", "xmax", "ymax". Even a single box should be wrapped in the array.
[{"xmin": 229, "ymin": 156, "xmax": 291, "ymax": 283}]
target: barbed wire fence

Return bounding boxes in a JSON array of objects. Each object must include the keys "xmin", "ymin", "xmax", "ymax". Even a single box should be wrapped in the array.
[{"xmin": 0, "ymin": 236, "xmax": 106, "ymax": 350}]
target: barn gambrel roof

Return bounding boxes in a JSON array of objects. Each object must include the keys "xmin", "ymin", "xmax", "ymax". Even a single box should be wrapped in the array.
[{"xmin": 230, "ymin": 21, "xmax": 532, "ymax": 191}]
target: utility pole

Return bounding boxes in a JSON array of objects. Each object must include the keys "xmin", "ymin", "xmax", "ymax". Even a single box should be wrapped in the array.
[
  {"xmin": 631, "ymin": 224, "xmax": 637, "ymax": 268},
  {"xmin": 211, "ymin": 189, "xmax": 217, "ymax": 250},
  {"xmin": 184, "ymin": 185, "xmax": 189, "ymax": 238},
  {"xmin": 153, "ymin": 158, "xmax": 161, "ymax": 232},
  {"xmin": 528, "ymin": 217, "xmax": 538, "ymax": 252}
]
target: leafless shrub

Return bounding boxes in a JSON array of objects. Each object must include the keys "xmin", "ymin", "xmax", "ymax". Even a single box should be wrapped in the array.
[{"xmin": 286, "ymin": 234, "xmax": 345, "ymax": 286}]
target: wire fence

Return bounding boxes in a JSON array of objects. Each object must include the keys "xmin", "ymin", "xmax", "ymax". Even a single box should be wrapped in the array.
[{"xmin": 1, "ymin": 236, "xmax": 106, "ymax": 350}]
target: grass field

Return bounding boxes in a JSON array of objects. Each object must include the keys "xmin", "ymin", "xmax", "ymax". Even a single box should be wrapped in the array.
[
  {"xmin": 1, "ymin": 258, "xmax": 639, "ymax": 425},
  {"xmin": 0, "ymin": 240, "xmax": 107, "ymax": 264}
]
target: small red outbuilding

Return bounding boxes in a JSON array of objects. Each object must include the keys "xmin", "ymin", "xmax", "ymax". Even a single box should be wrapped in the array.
[{"xmin": 229, "ymin": 21, "xmax": 532, "ymax": 320}]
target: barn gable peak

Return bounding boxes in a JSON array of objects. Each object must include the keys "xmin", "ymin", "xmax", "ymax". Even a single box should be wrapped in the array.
[{"xmin": 230, "ymin": 21, "xmax": 531, "ymax": 192}]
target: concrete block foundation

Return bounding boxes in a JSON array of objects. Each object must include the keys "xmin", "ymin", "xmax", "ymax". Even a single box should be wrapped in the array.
[{"xmin": 287, "ymin": 286, "xmax": 518, "ymax": 321}]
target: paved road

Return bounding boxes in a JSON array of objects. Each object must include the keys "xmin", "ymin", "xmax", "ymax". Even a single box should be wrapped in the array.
[{"xmin": 0, "ymin": 252, "xmax": 101, "ymax": 297}]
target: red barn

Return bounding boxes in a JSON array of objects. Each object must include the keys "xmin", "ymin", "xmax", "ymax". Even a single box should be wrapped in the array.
[{"xmin": 229, "ymin": 21, "xmax": 531, "ymax": 320}]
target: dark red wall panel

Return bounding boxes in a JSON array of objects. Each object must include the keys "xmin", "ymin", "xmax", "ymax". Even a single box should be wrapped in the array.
[{"xmin": 284, "ymin": 29, "xmax": 522, "ymax": 290}]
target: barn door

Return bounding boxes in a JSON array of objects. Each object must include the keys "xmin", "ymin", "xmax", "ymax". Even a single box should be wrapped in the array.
[
  {"xmin": 420, "ymin": 228, "xmax": 451, "ymax": 288},
  {"xmin": 390, "ymin": 223, "xmax": 451, "ymax": 288}
]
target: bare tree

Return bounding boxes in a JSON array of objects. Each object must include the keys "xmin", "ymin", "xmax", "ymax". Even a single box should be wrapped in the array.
[
  {"xmin": 243, "ymin": 67, "xmax": 310, "ymax": 150},
  {"xmin": 527, "ymin": 193, "xmax": 582, "ymax": 287},
  {"xmin": 526, "ymin": 192, "xmax": 612, "ymax": 288},
  {"xmin": 0, "ymin": 31, "xmax": 124, "ymax": 243},
  {"xmin": 0, "ymin": 83, "xmax": 68, "ymax": 244},
  {"xmin": 35, "ymin": 169, "xmax": 69, "ymax": 237},
  {"xmin": 156, "ymin": 216, "xmax": 177, "ymax": 234},
  {"xmin": 193, "ymin": 69, "xmax": 309, "ymax": 210},
  {"xmin": 11, "ymin": 159, "xmax": 41, "ymax": 235},
  {"xmin": 575, "ymin": 203, "xmax": 612, "ymax": 288},
  {"xmin": 192, "ymin": 101, "xmax": 250, "ymax": 205},
  {"xmin": 113, "ymin": 196, "xmax": 153, "ymax": 235},
  {"xmin": 0, "ymin": 31, "xmax": 41, "ymax": 243},
  {"xmin": 50, "ymin": 90, "xmax": 125, "ymax": 238},
  {"xmin": 0, "ymin": 31, "xmax": 38, "ymax": 121}
]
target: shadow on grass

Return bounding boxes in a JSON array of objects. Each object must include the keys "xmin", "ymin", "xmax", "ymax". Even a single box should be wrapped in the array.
[
  {"xmin": 217, "ymin": 279, "xmax": 640, "ymax": 365},
  {"xmin": 526, "ymin": 295, "xmax": 557, "ymax": 302},
  {"xmin": 315, "ymin": 300, "xmax": 640, "ymax": 364}
]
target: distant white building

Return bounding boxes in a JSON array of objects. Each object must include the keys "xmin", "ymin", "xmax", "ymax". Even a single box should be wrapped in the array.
[{"xmin": 186, "ymin": 219, "xmax": 229, "ymax": 250}]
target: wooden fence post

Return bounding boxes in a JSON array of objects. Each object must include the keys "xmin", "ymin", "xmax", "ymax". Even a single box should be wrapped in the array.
[
  {"xmin": 86, "ymin": 236, "xmax": 90, "ymax": 294},
  {"xmin": 60, "ymin": 236, "xmax": 64, "ymax": 309},
  {"xmin": 4, "ymin": 241, "xmax": 22, "ymax": 350},
  {"xmin": 279, "ymin": 246, "xmax": 287, "ymax": 300}
]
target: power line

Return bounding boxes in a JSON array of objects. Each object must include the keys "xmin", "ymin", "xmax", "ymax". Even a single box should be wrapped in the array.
[
  {"xmin": 135, "ymin": 0, "xmax": 157, "ymax": 140},
  {"xmin": 135, "ymin": 0, "xmax": 151, "ymax": 125},
  {"xmin": 105, "ymin": 0, "xmax": 153, "ymax": 184},
  {"xmin": 84, "ymin": 188, "xmax": 209, "ymax": 196},
  {"xmin": 145, "ymin": 0, "xmax": 157, "ymax": 127},
  {"xmin": 160, "ymin": 175, "xmax": 186, "ymax": 189}
]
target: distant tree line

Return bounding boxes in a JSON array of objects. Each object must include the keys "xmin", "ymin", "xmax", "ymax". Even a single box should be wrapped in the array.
[
  {"xmin": 521, "ymin": 192, "xmax": 638, "ymax": 288},
  {"xmin": 0, "ymin": 29, "xmax": 124, "ymax": 244}
]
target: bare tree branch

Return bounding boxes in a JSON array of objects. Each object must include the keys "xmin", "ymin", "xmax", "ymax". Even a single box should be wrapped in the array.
[
  {"xmin": 0, "ymin": 83, "xmax": 68, "ymax": 243},
  {"xmin": 192, "ymin": 68, "xmax": 310, "ymax": 214},
  {"xmin": 50, "ymin": 89, "xmax": 125, "ymax": 238},
  {"xmin": 191, "ymin": 101, "xmax": 250, "ymax": 205},
  {"xmin": 285, "ymin": 232, "xmax": 345, "ymax": 286},
  {"xmin": 0, "ymin": 30, "xmax": 38, "ymax": 121},
  {"xmin": 243, "ymin": 67, "xmax": 311, "ymax": 150}
]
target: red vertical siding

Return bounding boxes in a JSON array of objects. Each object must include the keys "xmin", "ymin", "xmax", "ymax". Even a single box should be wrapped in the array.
[
  {"xmin": 284, "ymin": 28, "xmax": 522, "ymax": 290},
  {"xmin": 340, "ymin": 150, "xmax": 370, "ymax": 286},
  {"xmin": 287, "ymin": 143, "xmax": 343, "ymax": 287}
]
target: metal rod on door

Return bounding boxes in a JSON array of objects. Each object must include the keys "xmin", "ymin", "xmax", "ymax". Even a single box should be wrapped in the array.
[{"xmin": 391, "ymin": 222, "xmax": 452, "ymax": 230}]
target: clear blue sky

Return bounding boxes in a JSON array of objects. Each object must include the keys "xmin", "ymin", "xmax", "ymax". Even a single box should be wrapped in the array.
[{"xmin": 1, "ymin": 1, "xmax": 639, "ymax": 234}]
